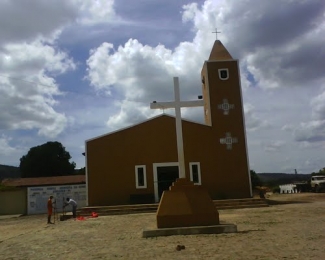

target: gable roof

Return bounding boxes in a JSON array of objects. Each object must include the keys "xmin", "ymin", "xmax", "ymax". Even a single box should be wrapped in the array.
[
  {"xmin": 2, "ymin": 175, "xmax": 85, "ymax": 187},
  {"xmin": 86, "ymin": 113, "xmax": 209, "ymax": 143},
  {"xmin": 208, "ymin": 40, "xmax": 233, "ymax": 61}
]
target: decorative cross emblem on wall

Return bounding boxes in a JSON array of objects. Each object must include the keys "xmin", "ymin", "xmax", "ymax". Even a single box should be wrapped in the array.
[
  {"xmin": 220, "ymin": 132, "xmax": 238, "ymax": 150},
  {"xmin": 218, "ymin": 99, "xmax": 234, "ymax": 115}
]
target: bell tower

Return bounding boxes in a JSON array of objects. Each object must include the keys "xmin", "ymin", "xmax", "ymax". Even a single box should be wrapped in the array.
[{"xmin": 201, "ymin": 40, "xmax": 252, "ymax": 196}]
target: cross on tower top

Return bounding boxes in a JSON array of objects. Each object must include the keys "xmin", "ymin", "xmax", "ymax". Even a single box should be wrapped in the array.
[{"xmin": 212, "ymin": 28, "xmax": 221, "ymax": 40}]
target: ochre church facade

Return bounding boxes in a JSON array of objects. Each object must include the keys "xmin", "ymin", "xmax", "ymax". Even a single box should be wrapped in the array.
[{"xmin": 85, "ymin": 40, "xmax": 252, "ymax": 206}]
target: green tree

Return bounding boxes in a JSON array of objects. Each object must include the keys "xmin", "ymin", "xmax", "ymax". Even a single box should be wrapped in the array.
[
  {"xmin": 250, "ymin": 169, "xmax": 262, "ymax": 188},
  {"xmin": 76, "ymin": 167, "xmax": 86, "ymax": 175},
  {"xmin": 318, "ymin": 168, "xmax": 325, "ymax": 174},
  {"xmin": 311, "ymin": 168, "xmax": 325, "ymax": 176},
  {"xmin": 20, "ymin": 141, "xmax": 76, "ymax": 178},
  {"xmin": 0, "ymin": 182, "xmax": 16, "ymax": 191}
]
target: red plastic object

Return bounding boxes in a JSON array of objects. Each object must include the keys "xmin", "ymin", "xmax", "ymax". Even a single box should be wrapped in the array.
[{"xmin": 91, "ymin": 212, "xmax": 98, "ymax": 218}]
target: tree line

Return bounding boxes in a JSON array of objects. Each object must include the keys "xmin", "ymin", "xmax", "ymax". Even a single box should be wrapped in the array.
[
  {"xmin": 16, "ymin": 141, "xmax": 325, "ymax": 183},
  {"xmin": 19, "ymin": 141, "xmax": 83, "ymax": 178}
]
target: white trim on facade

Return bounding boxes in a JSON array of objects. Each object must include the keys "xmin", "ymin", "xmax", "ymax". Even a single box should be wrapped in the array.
[
  {"xmin": 189, "ymin": 162, "xmax": 202, "ymax": 185},
  {"xmin": 218, "ymin": 68, "xmax": 229, "ymax": 80},
  {"xmin": 153, "ymin": 162, "xmax": 179, "ymax": 202},
  {"xmin": 135, "ymin": 165, "xmax": 147, "ymax": 189}
]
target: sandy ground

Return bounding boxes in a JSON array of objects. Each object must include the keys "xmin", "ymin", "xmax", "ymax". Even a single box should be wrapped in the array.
[{"xmin": 1, "ymin": 193, "xmax": 325, "ymax": 260}]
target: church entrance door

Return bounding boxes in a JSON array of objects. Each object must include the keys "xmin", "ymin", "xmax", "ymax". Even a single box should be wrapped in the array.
[{"xmin": 153, "ymin": 162, "xmax": 179, "ymax": 202}]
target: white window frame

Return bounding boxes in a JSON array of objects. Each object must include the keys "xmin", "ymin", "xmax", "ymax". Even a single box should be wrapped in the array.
[
  {"xmin": 153, "ymin": 162, "xmax": 179, "ymax": 202},
  {"xmin": 218, "ymin": 68, "xmax": 229, "ymax": 80},
  {"xmin": 189, "ymin": 162, "xmax": 201, "ymax": 185},
  {"xmin": 135, "ymin": 165, "xmax": 147, "ymax": 189}
]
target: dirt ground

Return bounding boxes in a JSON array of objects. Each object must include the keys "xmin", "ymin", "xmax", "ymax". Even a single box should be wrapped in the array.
[{"xmin": 1, "ymin": 193, "xmax": 325, "ymax": 260}]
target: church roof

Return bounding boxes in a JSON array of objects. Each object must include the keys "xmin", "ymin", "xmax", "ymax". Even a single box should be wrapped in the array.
[
  {"xmin": 2, "ymin": 175, "xmax": 85, "ymax": 187},
  {"xmin": 208, "ymin": 40, "xmax": 233, "ymax": 61},
  {"xmin": 86, "ymin": 114, "xmax": 209, "ymax": 143}
]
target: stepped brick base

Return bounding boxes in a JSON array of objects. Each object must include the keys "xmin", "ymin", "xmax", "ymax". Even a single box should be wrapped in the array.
[{"xmin": 156, "ymin": 178, "xmax": 219, "ymax": 228}]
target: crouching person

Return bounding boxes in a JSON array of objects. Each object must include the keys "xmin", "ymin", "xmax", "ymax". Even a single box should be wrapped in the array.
[{"xmin": 64, "ymin": 197, "xmax": 77, "ymax": 218}]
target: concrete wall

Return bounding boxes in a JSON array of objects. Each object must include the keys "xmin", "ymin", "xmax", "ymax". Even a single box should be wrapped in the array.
[
  {"xmin": 0, "ymin": 189, "xmax": 27, "ymax": 215},
  {"xmin": 27, "ymin": 184, "xmax": 86, "ymax": 215}
]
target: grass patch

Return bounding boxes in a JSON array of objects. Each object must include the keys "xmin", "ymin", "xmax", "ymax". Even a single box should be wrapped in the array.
[{"xmin": 0, "ymin": 184, "xmax": 18, "ymax": 191}]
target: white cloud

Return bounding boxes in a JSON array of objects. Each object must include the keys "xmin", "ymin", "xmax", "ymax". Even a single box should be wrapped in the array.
[
  {"xmin": 263, "ymin": 141, "xmax": 286, "ymax": 153},
  {"xmin": 106, "ymin": 100, "xmax": 155, "ymax": 130},
  {"xmin": 0, "ymin": 0, "xmax": 117, "ymax": 45},
  {"xmin": 0, "ymin": 39, "xmax": 75, "ymax": 137},
  {"xmin": 86, "ymin": 0, "xmax": 325, "ymax": 130},
  {"xmin": 182, "ymin": 0, "xmax": 325, "ymax": 90},
  {"xmin": 84, "ymin": 0, "xmax": 325, "ymax": 175},
  {"xmin": 244, "ymin": 103, "xmax": 269, "ymax": 131},
  {"xmin": 0, "ymin": 0, "xmax": 78, "ymax": 44},
  {"xmin": 281, "ymin": 124, "xmax": 295, "ymax": 132},
  {"xmin": 75, "ymin": 0, "xmax": 116, "ymax": 25},
  {"xmin": 87, "ymin": 39, "xmax": 201, "ymax": 93},
  {"xmin": 311, "ymin": 90, "xmax": 325, "ymax": 120},
  {"xmin": 0, "ymin": 0, "xmax": 105, "ymax": 138},
  {"xmin": 182, "ymin": 3, "xmax": 198, "ymax": 23},
  {"xmin": 86, "ymin": 38, "xmax": 205, "ymax": 129},
  {"xmin": 0, "ymin": 0, "xmax": 119, "ymax": 165},
  {"xmin": 302, "ymin": 157, "xmax": 325, "ymax": 173},
  {"xmin": 294, "ymin": 120, "xmax": 325, "ymax": 143},
  {"xmin": 1, "ymin": 0, "xmax": 324, "ymax": 174},
  {"xmin": 0, "ymin": 135, "xmax": 18, "ymax": 156},
  {"xmin": 1, "ymin": 40, "xmax": 75, "ymax": 76}
]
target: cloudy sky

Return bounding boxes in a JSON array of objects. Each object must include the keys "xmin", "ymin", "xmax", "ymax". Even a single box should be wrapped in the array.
[{"xmin": 0, "ymin": 0, "xmax": 324, "ymax": 174}]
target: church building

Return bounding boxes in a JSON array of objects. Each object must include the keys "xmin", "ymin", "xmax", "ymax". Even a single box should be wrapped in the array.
[{"xmin": 85, "ymin": 40, "xmax": 252, "ymax": 206}]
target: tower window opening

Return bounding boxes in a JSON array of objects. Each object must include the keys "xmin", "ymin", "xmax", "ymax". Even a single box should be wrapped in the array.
[{"xmin": 218, "ymin": 69, "xmax": 229, "ymax": 80}]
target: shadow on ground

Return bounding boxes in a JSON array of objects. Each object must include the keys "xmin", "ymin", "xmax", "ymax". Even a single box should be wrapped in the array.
[
  {"xmin": 266, "ymin": 199, "xmax": 311, "ymax": 205},
  {"xmin": 237, "ymin": 229, "xmax": 266, "ymax": 234}
]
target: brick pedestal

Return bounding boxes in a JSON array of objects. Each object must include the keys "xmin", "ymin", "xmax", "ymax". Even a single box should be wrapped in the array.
[{"xmin": 156, "ymin": 178, "xmax": 219, "ymax": 228}]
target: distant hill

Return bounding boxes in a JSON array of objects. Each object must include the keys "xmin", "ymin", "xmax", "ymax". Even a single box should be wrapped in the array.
[
  {"xmin": 0, "ymin": 164, "xmax": 84, "ymax": 180},
  {"xmin": 0, "ymin": 164, "xmax": 21, "ymax": 180},
  {"xmin": 0, "ymin": 166, "xmax": 311, "ymax": 184},
  {"xmin": 257, "ymin": 173, "xmax": 311, "ymax": 186}
]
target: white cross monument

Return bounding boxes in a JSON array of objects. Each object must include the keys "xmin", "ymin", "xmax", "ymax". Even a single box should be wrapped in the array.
[{"xmin": 150, "ymin": 77, "xmax": 204, "ymax": 179}]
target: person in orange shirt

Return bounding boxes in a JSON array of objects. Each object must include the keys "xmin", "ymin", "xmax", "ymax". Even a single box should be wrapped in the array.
[{"xmin": 47, "ymin": 196, "xmax": 54, "ymax": 224}]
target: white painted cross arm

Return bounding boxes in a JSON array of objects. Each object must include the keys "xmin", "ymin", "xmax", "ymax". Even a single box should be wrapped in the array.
[
  {"xmin": 150, "ymin": 100, "xmax": 204, "ymax": 109},
  {"xmin": 149, "ymin": 77, "xmax": 204, "ymax": 179}
]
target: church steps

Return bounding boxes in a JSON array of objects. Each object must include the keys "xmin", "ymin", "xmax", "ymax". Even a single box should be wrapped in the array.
[
  {"xmin": 214, "ymin": 198, "xmax": 268, "ymax": 207},
  {"xmin": 217, "ymin": 204, "xmax": 269, "ymax": 210},
  {"xmin": 77, "ymin": 198, "xmax": 268, "ymax": 216}
]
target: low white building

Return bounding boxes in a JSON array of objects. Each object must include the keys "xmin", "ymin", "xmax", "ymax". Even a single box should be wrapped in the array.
[
  {"xmin": 279, "ymin": 184, "xmax": 297, "ymax": 194},
  {"xmin": 1, "ymin": 175, "xmax": 86, "ymax": 215}
]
